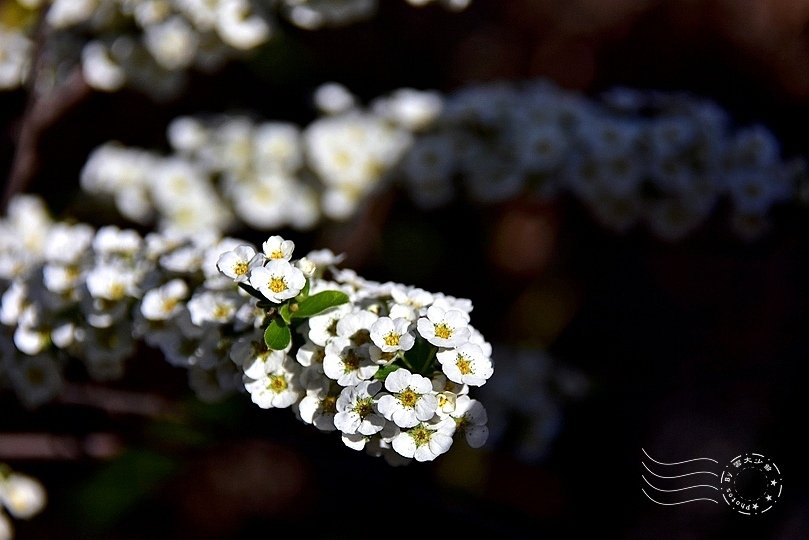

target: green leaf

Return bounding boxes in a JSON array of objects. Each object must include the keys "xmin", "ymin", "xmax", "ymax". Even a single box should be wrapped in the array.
[
  {"xmin": 374, "ymin": 363, "xmax": 402, "ymax": 381},
  {"xmin": 296, "ymin": 277, "xmax": 311, "ymax": 300},
  {"xmin": 290, "ymin": 290, "xmax": 349, "ymax": 319},
  {"xmin": 264, "ymin": 318, "xmax": 291, "ymax": 350},
  {"xmin": 70, "ymin": 449, "xmax": 178, "ymax": 535},
  {"xmin": 279, "ymin": 303, "xmax": 292, "ymax": 324}
]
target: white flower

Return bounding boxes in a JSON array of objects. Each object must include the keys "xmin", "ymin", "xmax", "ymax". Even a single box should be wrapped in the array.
[
  {"xmin": 390, "ymin": 417, "xmax": 455, "ymax": 462},
  {"xmin": 0, "ymin": 472, "xmax": 47, "ymax": 519},
  {"xmin": 261, "ymin": 235, "xmax": 295, "ymax": 261},
  {"xmin": 141, "ymin": 280, "xmax": 188, "ymax": 321},
  {"xmin": 0, "ymin": 28, "xmax": 31, "ymax": 90},
  {"xmin": 306, "ymin": 303, "xmax": 351, "ymax": 346},
  {"xmin": 333, "ymin": 380, "xmax": 385, "ymax": 435},
  {"xmin": 45, "ymin": 223, "xmax": 94, "ymax": 265},
  {"xmin": 369, "ymin": 317, "xmax": 414, "ymax": 353},
  {"xmin": 416, "ymin": 305, "xmax": 470, "ymax": 348},
  {"xmin": 298, "ymin": 384, "xmax": 342, "ymax": 431},
  {"xmin": 253, "ymin": 123, "xmax": 303, "ymax": 173},
  {"xmin": 377, "ymin": 368, "xmax": 437, "ymax": 428},
  {"xmin": 449, "ymin": 395, "xmax": 488, "ymax": 448},
  {"xmin": 186, "ymin": 291, "xmax": 239, "ymax": 326},
  {"xmin": 248, "ymin": 259, "xmax": 305, "ymax": 303},
  {"xmin": 85, "ymin": 264, "xmax": 139, "ymax": 301},
  {"xmin": 144, "ymin": 16, "xmax": 199, "ymax": 70},
  {"xmin": 0, "ymin": 510, "xmax": 11, "ymax": 540},
  {"xmin": 323, "ymin": 337, "xmax": 378, "ymax": 386},
  {"xmin": 436, "ymin": 342, "xmax": 493, "ymax": 387},
  {"xmin": 216, "ymin": 245, "xmax": 258, "ymax": 282},
  {"xmin": 216, "ymin": 0, "xmax": 272, "ymax": 50},
  {"xmin": 371, "ymin": 88, "xmax": 444, "ymax": 131},
  {"xmin": 93, "ymin": 226, "xmax": 143, "ymax": 259},
  {"xmin": 313, "ymin": 82, "xmax": 356, "ymax": 115},
  {"xmin": 243, "ymin": 355, "xmax": 302, "ymax": 408},
  {"xmin": 6, "ymin": 354, "xmax": 63, "ymax": 409},
  {"xmin": 81, "ymin": 41, "xmax": 126, "ymax": 91}
]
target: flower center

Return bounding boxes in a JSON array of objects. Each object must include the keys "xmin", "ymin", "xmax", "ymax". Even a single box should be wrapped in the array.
[
  {"xmin": 409, "ymin": 424, "xmax": 432, "ymax": 447},
  {"xmin": 455, "ymin": 354, "xmax": 473, "ymax": 375},
  {"xmin": 233, "ymin": 261, "xmax": 248, "ymax": 276},
  {"xmin": 343, "ymin": 350, "xmax": 360, "ymax": 373},
  {"xmin": 268, "ymin": 374, "xmax": 288, "ymax": 393},
  {"xmin": 353, "ymin": 397, "xmax": 374, "ymax": 418},
  {"xmin": 398, "ymin": 387, "xmax": 419, "ymax": 408},
  {"xmin": 269, "ymin": 277, "xmax": 287, "ymax": 293},
  {"xmin": 269, "ymin": 250, "xmax": 284, "ymax": 259},
  {"xmin": 434, "ymin": 323, "xmax": 452, "ymax": 340},
  {"xmin": 383, "ymin": 332, "xmax": 400, "ymax": 347},
  {"xmin": 321, "ymin": 395, "xmax": 337, "ymax": 414}
]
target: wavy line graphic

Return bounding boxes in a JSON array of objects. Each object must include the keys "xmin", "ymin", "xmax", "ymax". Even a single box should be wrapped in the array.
[
  {"xmin": 643, "ymin": 489, "xmax": 719, "ymax": 505},
  {"xmin": 642, "ymin": 447, "xmax": 718, "ymax": 466},
  {"xmin": 641, "ymin": 448, "xmax": 721, "ymax": 506},
  {"xmin": 642, "ymin": 475, "xmax": 718, "ymax": 492},
  {"xmin": 642, "ymin": 462, "xmax": 718, "ymax": 479}
]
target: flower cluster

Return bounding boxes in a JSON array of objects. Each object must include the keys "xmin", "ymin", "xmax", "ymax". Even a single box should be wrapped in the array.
[
  {"xmin": 477, "ymin": 344, "xmax": 589, "ymax": 462},
  {"xmin": 78, "ymin": 79, "xmax": 804, "ymax": 242},
  {"xmin": 217, "ymin": 234, "xmax": 493, "ymax": 464},
  {"xmin": 80, "ymin": 107, "xmax": 413, "ymax": 233},
  {"xmin": 0, "ymin": 464, "xmax": 47, "ymax": 540},
  {"xmin": 0, "ymin": 0, "xmax": 471, "ymax": 97},
  {"xmin": 0, "ymin": 195, "xmax": 492, "ymax": 464}
]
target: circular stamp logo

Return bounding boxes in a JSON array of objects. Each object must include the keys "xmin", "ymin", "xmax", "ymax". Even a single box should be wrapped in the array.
[{"xmin": 720, "ymin": 453, "xmax": 782, "ymax": 515}]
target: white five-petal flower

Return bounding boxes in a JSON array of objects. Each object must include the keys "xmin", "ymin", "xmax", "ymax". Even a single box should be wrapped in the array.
[
  {"xmin": 390, "ymin": 417, "xmax": 456, "ymax": 462},
  {"xmin": 436, "ymin": 342, "xmax": 493, "ymax": 387},
  {"xmin": 416, "ymin": 304, "xmax": 471, "ymax": 348},
  {"xmin": 333, "ymin": 380, "xmax": 386, "ymax": 435},
  {"xmin": 377, "ymin": 368, "xmax": 437, "ymax": 428},
  {"xmin": 249, "ymin": 259, "xmax": 305, "ymax": 303},
  {"xmin": 216, "ymin": 244, "xmax": 258, "ymax": 282},
  {"xmin": 261, "ymin": 235, "xmax": 295, "ymax": 261},
  {"xmin": 369, "ymin": 316, "xmax": 414, "ymax": 353}
]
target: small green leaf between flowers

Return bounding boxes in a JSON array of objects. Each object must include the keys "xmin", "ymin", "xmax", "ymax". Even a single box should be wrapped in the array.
[
  {"xmin": 264, "ymin": 319, "xmax": 291, "ymax": 350},
  {"xmin": 290, "ymin": 290, "xmax": 349, "ymax": 319},
  {"xmin": 279, "ymin": 303, "xmax": 292, "ymax": 324},
  {"xmin": 296, "ymin": 277, "xmax": 311, "ymax": 300},
  {"xmin": 374, "ymin": 363, "xmax": 401, "ymax": 381}
]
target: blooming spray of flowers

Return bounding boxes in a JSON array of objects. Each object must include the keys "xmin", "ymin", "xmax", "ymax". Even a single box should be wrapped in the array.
[{"xmin": 216, "ymin": 234, "xmax": 493, "ymax": 464}]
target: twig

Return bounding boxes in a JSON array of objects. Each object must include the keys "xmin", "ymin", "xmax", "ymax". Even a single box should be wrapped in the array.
[{"xmin": 0, "ymin": 433, "xmax": 123, "ymax": 460}]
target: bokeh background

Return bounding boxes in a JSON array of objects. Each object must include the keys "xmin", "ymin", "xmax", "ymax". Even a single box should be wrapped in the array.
[{"xmin": 3, "ymin": 0, "xmax": 809, "ymax": 538}]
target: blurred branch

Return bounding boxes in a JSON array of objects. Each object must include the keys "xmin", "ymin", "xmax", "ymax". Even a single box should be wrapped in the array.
[
  {"xmin": 0, "ymin": 433, "xmax": 124, "ymax": 460},
  {"xmin": 3, "ymin": 68, "xmax": 91, "ymax": 211},
  {"xmin": 56, "ymin": 383, "xmax": 181, "ymax": 418},
  {"xmin": 2, "ymin": 9, "xmax": 92, "ymax": 212}
]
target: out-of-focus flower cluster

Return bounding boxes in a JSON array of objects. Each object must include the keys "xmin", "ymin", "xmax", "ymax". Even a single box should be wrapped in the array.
[
  {"xmin": 0, "ymin": 0, "xmax": 471, "ymax": 97},
  {"xmin": 80, "ymin": 106, "xmax": 413, "ymax": 233},
  {"xmin": 0, "ymin": 464, "xmax": 46, "ymax": 540},
  {"xmin": 79, "ymin": 79, "xmax": 805, "ymax": 241},
  {"xmin": 0, "ymin": 194, "xmax": 493, "ymax": 464},
  {"xmin": 478, "ymin": 344, "xmax": 588, "ymax": 463}
]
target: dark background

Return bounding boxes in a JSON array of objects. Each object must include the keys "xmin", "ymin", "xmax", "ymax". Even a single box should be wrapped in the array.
[{"xmin": 3, "ymin": 1, "xmax": 809, "ymax": 538}]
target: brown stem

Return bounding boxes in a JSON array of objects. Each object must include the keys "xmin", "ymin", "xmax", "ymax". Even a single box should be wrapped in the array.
[
  {"xmin": 0, "ymin": 433, "xmax": 124, "ymax": 460},
  {"xmin": 3, "ymin": 67, "xmax": 92, "ymax": 211}
]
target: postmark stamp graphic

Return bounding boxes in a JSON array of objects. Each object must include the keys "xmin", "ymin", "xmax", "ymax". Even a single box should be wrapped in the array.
[
  {"xmin": 642, "ymin": 448, "xmax": 783, "ymax": 515},
  {"xmin": 720, "ymin": 453, "xmax": 782, "ymax": 515}
]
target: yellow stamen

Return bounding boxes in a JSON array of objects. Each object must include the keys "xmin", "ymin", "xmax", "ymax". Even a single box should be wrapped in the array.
[
  {"xmin": 383, "ymin": 332, "xmax": 400, "ymax": 347},
  {"xmin": 269, "ymin": 277, "xmax": 287, "ymax": 293},
  {"xmin": 456, "ymin": 354, "xmax": 473, "ymax": 375},
  {"xmin": 434, "ymin": 323, "xmax": 452, "ymax": 340}
]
